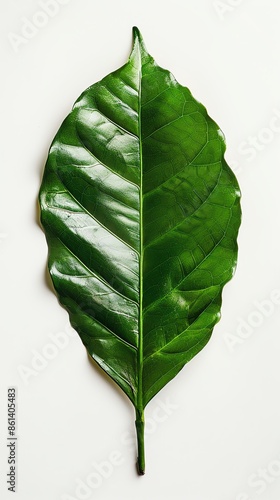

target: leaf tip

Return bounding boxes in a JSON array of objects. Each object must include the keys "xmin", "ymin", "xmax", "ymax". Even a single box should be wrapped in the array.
[
  {"xmin": 131, "ymin": 26, "xmax": 147, "ymax": 55},
  {"xmin": 132, "ymin": 26, "xmax": 142, "ymax": 41}
]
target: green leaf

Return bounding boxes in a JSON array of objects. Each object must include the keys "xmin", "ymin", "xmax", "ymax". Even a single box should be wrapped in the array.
[{"xmin": 39, "ymin": 27, "xmax": 241, "ymax": 474}]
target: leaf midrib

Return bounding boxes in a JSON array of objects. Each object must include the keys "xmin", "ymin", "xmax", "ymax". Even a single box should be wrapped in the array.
[{"xmin": 137, "ymin": 39, "xmax": 144, "ymax": 414}]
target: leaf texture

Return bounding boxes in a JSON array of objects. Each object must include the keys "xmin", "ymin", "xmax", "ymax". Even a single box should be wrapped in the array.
[{"xmin": 39, "ymin": 27, "xmax": 241, "ymax": 472}]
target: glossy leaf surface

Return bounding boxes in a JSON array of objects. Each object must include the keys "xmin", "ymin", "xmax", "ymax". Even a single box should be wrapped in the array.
[{"xmin": 39, "ymin": 27, "xmax": 241, "ymax": 473}]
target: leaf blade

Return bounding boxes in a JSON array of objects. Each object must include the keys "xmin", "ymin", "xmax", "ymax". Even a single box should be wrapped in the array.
[{"xmin": 39, "ymin": 27, "xmax": 241, "ymax": 467}]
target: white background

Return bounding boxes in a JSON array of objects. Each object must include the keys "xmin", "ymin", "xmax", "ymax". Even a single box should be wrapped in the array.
[{"xmin": 1, "ymin": 0, "xmax": 280, "ymax": 499}]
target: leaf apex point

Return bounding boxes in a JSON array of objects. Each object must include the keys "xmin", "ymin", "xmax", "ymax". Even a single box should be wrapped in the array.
[
  {"xmin": 131, "ymin": 26, "xmax": 147, "ymax": 55},
  {"xmin": 132, "ymin": 26, "xmax": 141, "ymax": 37}
]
